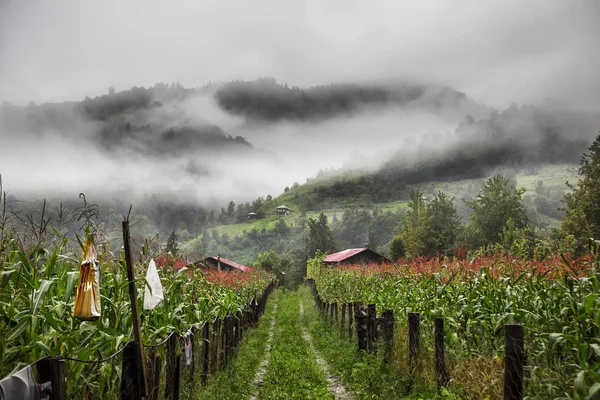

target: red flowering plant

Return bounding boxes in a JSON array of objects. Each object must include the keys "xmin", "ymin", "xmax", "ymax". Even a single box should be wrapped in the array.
[
  {"xmin": 201, "ymin": 268, "xmax": 275, "ymax": 303},
  {"xmin": 154, "ymin": 252, "xmax": 191, "ymax": 272}
]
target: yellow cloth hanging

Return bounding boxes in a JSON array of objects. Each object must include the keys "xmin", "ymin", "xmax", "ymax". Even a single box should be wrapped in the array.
[{"xmin": 73, "ymin": 240, "xmax": 101, "ymax": 320}]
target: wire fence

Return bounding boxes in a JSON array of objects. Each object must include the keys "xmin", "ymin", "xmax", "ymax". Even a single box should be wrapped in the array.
[{"xmin": 1, "ymin": 281, "xmax": 277, "ymax": 400}]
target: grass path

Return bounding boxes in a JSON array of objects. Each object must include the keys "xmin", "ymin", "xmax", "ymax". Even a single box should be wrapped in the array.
[
  {"xmin": 257, "ymin": 290, "xmax": 335, "ymax": 399},
  {"xmin": 299, "ymin": 300, "xmax": 354, "ymax": 400},
  {"xmin": 249, "ymin": 303, "xmax": 277, "ymax": 400},
  {"xmin": 196, "ymin": 287, "xmax": 441, "ymax": 399},
  {"xmin": 195, "ymin": 293, "xmax": 280, "ymax": 400}
]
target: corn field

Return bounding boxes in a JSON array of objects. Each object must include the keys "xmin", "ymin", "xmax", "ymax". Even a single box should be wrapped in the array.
[
  {"xmin": 0, "ymin": 221, "xmax": 274, "ymax": 398},
  {"xmin": 309, "ymin": 246, "xmax": 600, "ymax": 400}
]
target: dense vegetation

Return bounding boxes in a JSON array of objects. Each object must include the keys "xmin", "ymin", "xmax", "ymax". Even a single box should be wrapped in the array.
[
  {"xmin": 309, "ymin": 249, "xmax": 600, "ymax": 399},
  {"xmin": 0, "ymin": 212, "xmax": 274, "ymax": 398}
]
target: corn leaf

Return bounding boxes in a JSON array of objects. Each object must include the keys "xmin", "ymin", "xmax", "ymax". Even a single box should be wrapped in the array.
[{"xmin": 32, "ymin": 279, "xmax": 53, "ymax": 316}]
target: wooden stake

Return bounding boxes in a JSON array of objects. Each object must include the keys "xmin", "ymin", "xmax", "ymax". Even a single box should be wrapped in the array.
[
  {"xmin": 122, "ymin": 219, "xmax": 148, "ymax": 396},
  {"xmin": 504, "ymin": 324, "xmax": 524, "ymax": 400}
]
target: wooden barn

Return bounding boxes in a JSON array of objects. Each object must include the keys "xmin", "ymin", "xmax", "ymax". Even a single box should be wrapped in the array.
[
  {"xmin": 198, "ymin": 255, "xmax": 253, "ymax": 272},
  {"xmin": 323, "ymin": 247, "xmax": 390, "ymax": 266}
]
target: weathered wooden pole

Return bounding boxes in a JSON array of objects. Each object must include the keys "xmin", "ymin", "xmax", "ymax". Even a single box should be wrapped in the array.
[
  {"xmin": 341, "ymin": 303, "xmax": 346, "ymax": 331},
  {"xmin": 201, "ymin": 322, "xmax": 210, "ymax": 386},
  {"xmin": 348, "ymin": 303, "xmax": 354, "ymax": 337},
  {"xmin": 352, "ymin": 302, "xmax": 361, "ymax": 338},
  {"xmin": 121, "ymin": 341, "xmax": 141, "ymax": 400},
  {"xmin": 165, "ymin": 333, "xmax": 178, "ymax": 399},
  {"xmin": 333, "ymin": 302, "xmax": 339, "ymax": 324},
  {"xmin": 210, "ymin": 318, "xmax": 220, "ymax": 374},
  {"xmin": 408, "ymin": 312, "xmax": 420, "ymax": 377},
  {"xmin": 189, "ymin": 327, "xmax": 196, "ymax": 379},
  {"xmin": 435, "ymin": 317, "xmax": 450, "ymax": 389},
  {"xmin": 382, "ymin": 309, "xmax": 394, "ymax": 361},
  {"xmin": 367, "ymin": 304, "xmax": 377, "ymax": 351},
  {"xmin": 355, "ymin": 305, "xmax": 368, "ymax": 351},
  {"xmin": 36, "ymin": 357, "xmax": 66, "ymax": 400},
  {"xmin": 122, "ymin": 219, "xmax": 148, "ymax": 397},
  {"xmin": 148, "ymin": 349, "xmax": 162, "ymax": 400},
  {"xmin": 504, "ymin": 324, "xmax": 524, "ymax": 400}
]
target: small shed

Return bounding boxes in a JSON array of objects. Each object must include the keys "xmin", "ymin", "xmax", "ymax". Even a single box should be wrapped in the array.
[
  {"xmin": 276, "ymin": 205, "xmax": 291, "ymax": 215},
  {"xmin": 199, "ymin": 255, "xmax": 253, "ymax": 272},
  {"xmin": 247, "ymin": 212, "xmax": 258, "ymax": 220},
  {"xmin": 323, "ymin": 247, "xmax": 390, "ymax": 265}
]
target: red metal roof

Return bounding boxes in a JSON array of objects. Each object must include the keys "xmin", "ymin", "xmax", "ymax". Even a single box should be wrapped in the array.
[
  {"xmin": 206, "ymin": 256, "xmax": 253, "ymax": 272},
  {"xmin": 323, "ymin": 248, "xmax": 367, "ymax": 263}
]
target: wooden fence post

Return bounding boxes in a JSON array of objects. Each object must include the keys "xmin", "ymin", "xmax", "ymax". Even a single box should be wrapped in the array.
[
  {"xmin": 173, "ymin": 355, "xmax": 181, "ymax": 400},
  {"xmin": 189, "ymin": 327, "xmax": 195, "ymax": 379},
  {"xmin": 382, "ymin": 309, "xmax": 394, "ymax": 361},
  {"xmin": 121, "ymin": 341, "xmax": 141, "ymax": 400},
  {"xmin": 36, "ymin": 357, "xmax": 66, "ymax": 400},
  {"xmin": 367, "ymin": 304, "xmax": 377, "ymax": 352},
  {"xmin": 334, "ymin": 303, "xmax": 339, "ymax": 324},
  {"xmin": 355, "ymin": 305, "xmax": 368, "ymax": 352},
  {"xmin": 210, "ymin": 319, "xmax": 219, "ymax": 374},
  {"xmin": 165, "ymin": 333, "xmax": 178, "ymax": 399},
  {"xmin": 201, "ymin": 322, "xmax": 210, "ymax": 386},
  {"xmin": 221, "ymin": 316, "xmax": 229, "ymax": 368},
  {"xmin": 504, "ymin": 324, "xmax": 524, "ymax": 400},
  {"xmin": 348, "ymin": 303, "xmax": 354, "ymax": 338},
  {"xmin": 122, "ymin": 220, "xmax": 148, "ymax": 397},
  {"xmin": 435, "ymin": 317, "xmax": 450, "ymax": 389},
  {"xmin": 148, "ymin": 349, "xmax": 162, "ymax": 400},
  {"xmin": 341, "ymin": 303, "xmax": 346, "ymax": 332},
  {"xmin": 352, "ymin": 302, "xmax": 361, "ymax": 338},
  {"xmin": 236, "ymin": 311, "xmax": 242, "ymax": 348},
  {"xmin": 408, "ymin": 312, "xmax": 420, "ymax": 377}
]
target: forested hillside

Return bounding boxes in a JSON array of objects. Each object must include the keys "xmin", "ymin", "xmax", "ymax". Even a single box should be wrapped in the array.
[
  {"xmin": 214, "ymin": 77, "xmax": 489, "ymax": 121},
  {"xmin": 2, "ymin": 80, "xmax": 598, "ymax": 275}
]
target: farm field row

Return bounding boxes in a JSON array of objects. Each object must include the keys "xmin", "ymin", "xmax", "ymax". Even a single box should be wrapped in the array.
[
  {"xmin": 0, "ymin": 236, "xmax": 275, "ymax": 398},
  {"xmin": 310, "ymin": 252, "xmax": 600, "ymax": 399}
]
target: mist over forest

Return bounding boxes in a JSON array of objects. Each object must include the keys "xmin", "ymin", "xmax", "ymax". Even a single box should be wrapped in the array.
[{"xmin": 1, "ymin": 0, "xmax": 599, "ymax": 243}]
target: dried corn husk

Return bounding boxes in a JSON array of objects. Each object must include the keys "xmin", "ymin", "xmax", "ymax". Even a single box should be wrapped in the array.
[{"xmin": 73, "ymin": 240, "xmax": 101, "ymax": 320}]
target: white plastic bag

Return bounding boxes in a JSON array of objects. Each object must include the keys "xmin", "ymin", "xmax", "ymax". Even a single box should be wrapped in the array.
[{"xmin": 144, "ymin": 259, "xmax": 164, "ymax": 310}]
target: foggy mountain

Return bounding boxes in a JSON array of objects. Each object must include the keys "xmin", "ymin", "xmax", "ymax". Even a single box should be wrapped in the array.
[
  {"xmin": 380, "ymin": 103, "xmax": 598, "ymax": 184},
  {"xmin": 214, "ymin": 77, "xmax": 490, "ymax": 122},
  {"xmin": 1, "ymin": 78, "xmax": 599, "ymax": 214}
]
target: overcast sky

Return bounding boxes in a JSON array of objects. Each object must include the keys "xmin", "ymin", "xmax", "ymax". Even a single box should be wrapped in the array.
[{"xmin": 1, "ymin": 0, "xmax": 599, "ymax": 109}]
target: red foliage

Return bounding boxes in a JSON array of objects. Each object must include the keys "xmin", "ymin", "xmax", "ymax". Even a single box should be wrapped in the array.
[
  {"xmin": 201, "ymin": 268, "xmax": 269, "ymax": 290},
  {"xmin": 336, "ymin": 253, "xmax": 595, "ymax": 281},
  {"xmin": 154, "ymin": 253, "xmax": 191, "ymax": 271}
]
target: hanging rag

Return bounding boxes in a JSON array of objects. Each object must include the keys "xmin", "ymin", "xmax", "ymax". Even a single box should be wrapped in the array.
[
  {"xmin": 73, "ymin": 240, "xmax": 101, "ymax": 320},
  {"xmin": 143, "ymin": 259, "xmax": 164, "ymax": 310},
  {"xmin": 183, "ymin": 331, "xmax": 193, "ymax": 366},
  {"xmin": 0, "ymin": 365, "xmax": 50, "ymax": 400}
]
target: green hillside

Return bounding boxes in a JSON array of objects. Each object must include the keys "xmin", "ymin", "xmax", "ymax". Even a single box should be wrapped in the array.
[{"xmin": 182, "ymin": 163, "xmax": 576, "ymax": 266}]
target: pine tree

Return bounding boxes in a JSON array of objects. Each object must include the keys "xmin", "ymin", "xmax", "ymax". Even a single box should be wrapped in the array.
[{"xmin": 165, "ymin": 229, "xmax": 179, "ymax": 256}]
